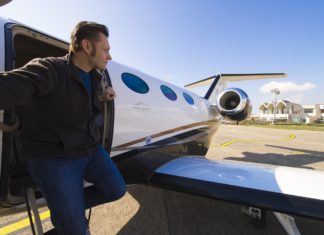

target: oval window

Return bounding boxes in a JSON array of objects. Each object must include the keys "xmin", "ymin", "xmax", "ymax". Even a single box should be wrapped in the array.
[
  {"xmin": 121, "ymin": 73, "xmax": 149, "ymax": 94},
  {"xmin": 183, "ymin": 92, "xmax": 194, "ymax": 105},
  {"xmin": 160, "ymin": 85, "xmax": 177, "ymax": 101}
]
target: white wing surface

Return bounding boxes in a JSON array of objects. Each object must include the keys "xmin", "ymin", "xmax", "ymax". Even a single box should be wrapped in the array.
[{"xmin": 150, "ymin": 156, "xmax": 324, "ymax": 220}]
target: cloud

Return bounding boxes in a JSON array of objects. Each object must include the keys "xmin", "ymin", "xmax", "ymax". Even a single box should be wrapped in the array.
[
  {"xmin": 285, "ymin": 94, "xmax": 304, "ymax": 104},
  {"xmin": 260, "ymin": 81, "xmax": 316, "ymax": 93}
]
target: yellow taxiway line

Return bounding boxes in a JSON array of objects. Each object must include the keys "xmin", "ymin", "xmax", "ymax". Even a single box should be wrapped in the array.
[
  {"xmin": 216, "ymin": 134, "xmax": 296, "ymax": 148},
  {"xmin": 0, "ymin": 210, "xmax": 50, "ymax": 234}
]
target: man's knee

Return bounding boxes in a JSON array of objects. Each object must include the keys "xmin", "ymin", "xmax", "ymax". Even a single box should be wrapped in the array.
[
  {"xmin": 108, "ymin": 183, "xmax": 126, "ymax": 201},
  {"xmin": 84, "ymin": 182, "xmax": 126, "ymax": 209}
]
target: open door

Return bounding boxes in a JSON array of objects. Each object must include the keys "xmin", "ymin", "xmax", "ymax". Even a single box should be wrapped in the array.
[{"xmin": 0, "ymin": 23, "xmax": 68, "ymax": 214}]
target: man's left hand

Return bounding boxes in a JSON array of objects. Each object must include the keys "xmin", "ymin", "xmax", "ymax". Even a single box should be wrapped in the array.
[{"xmin": 99, "ymin": 86, "xmax": 116, "ymax": 102}]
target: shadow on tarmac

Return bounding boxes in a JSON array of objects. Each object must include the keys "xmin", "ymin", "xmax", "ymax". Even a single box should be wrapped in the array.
[
  {"xmin": 116, "ymin": 185, "xmax": 289, "ymax": 235},
  {"xmin": 225, "ymin": 145, "xmax": 324, "ymax": 169}
]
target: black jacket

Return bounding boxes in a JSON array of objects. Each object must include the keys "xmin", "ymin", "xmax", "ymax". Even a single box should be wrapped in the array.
[{"xmin": 0, "ymin": 54, "xmax": 104, "ymax": 159}]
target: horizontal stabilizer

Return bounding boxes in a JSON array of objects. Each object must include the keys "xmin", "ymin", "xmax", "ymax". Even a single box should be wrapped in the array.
[{"xmin": 185, "ymin": 73, "xmax": 287, "ymax": 89}]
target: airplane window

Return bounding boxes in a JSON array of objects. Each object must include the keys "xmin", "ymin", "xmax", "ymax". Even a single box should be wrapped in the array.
[
  {"xmin": 160, "ymin": 85, "xmax": 177, "ymax": 101},
  {"xmin": 183, "ymin": 92, "xmax": 194, "ymax": 105},
  {"xmin": 121, "ymin": 73, "xmax": 149, "ymax": 94}
]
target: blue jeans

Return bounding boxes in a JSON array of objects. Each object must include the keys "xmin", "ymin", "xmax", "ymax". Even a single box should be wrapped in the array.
[{"xmin": 28, "ymin": 145, "xmax": 126, "ymax": 235}]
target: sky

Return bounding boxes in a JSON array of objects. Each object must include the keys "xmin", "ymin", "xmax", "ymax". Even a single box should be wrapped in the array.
[{"xmin": 0, "ymin": 0, "xmax": 324, "ymax": 113}]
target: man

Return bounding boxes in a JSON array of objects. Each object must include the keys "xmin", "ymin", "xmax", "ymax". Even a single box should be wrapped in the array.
[{"xmin": 0, "ymin": 21, "xmax": 126, "ymax": 234}]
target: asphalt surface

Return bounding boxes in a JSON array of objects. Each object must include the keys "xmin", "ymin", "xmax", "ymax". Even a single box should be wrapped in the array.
[{"xmin": 1, "ymin": 125, "xmax": 324, "ymax": 234}]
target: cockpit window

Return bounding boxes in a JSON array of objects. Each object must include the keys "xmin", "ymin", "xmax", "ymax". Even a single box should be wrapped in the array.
[
  {"xmin": 160, "ymin": 85, "xmax": 177, "ymax": 101},
  {"xmin": 183, "ymin": 92, "xmax": 194, "ymax": 105},
  {"xmin": 121, "ymin": 73, "xmax": 149, "ymax": 94}
]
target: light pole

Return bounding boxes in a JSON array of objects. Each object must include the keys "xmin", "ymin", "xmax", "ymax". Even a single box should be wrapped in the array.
[{"xmin": 271, "ymin": 88, "xmax": 280, "ymax": 124}]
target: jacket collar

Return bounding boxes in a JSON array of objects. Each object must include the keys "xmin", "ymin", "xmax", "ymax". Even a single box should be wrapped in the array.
[{"xmin": 64, "ymin": 53, "xmax": 102, "ymax": 81}]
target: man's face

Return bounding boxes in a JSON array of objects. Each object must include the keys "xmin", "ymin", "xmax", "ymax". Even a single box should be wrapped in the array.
[{"xmin": 88, "ymin": 32, "xmax": 112, "ymax": 70}]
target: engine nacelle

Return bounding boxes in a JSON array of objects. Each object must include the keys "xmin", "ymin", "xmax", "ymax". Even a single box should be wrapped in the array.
[{"xmin": 215, "ymin": 88, "xmax": 252, "ymax": 121}]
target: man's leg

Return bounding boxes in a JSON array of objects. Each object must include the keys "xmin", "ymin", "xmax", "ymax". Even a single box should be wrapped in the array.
[
  {"xmin": 28, "ymin": 157, "xmax": 89, "ymax": 235},
  {"xmin": 84, "ymin": 145, "xmax": 126, "ymax": 208}
]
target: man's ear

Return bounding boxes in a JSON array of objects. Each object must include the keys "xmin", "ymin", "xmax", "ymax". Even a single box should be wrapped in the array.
[{"xmin": 81, "ymin": 39, "xmax": 92, "ymax": 55}]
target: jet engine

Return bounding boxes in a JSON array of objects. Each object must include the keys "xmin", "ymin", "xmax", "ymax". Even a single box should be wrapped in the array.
[{"xmin": 215, "ymin": 88, "xmax": 252, "ymax": 121}]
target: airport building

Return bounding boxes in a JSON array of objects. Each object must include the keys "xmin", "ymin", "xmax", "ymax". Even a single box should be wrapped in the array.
[
  {"xmin": 256, "ymin": 100, "xmax": 324, "ymax": 123},
  {"xmin": 302, "ymin": 104, "xmax": 324, "ymax": 123}
]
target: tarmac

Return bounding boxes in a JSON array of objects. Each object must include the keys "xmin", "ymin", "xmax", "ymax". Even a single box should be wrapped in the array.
[{"xmin": 1, "ymin": 125, "xmax": 324, "ymax": 234}]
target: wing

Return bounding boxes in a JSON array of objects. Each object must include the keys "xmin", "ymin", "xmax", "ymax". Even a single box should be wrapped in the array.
[{"xmin": 149, "ymin": 156, "xmax": 324, "ymax": 220}]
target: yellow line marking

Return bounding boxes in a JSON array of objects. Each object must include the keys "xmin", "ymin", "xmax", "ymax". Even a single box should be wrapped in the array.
[
  {"xmin": 220, "ymin": 140, "xmax": 237, "ymax": 147},
  {"xmin": 217, "ymin": 134, "xmax": 296, "ymax": 148},
  {"xmin": 291, "ymin": 151, "xmax": 306, "ymax": 155},
  {"xmin": 0, "ymin": 210, "xmax": 50, "ymax": 234}
]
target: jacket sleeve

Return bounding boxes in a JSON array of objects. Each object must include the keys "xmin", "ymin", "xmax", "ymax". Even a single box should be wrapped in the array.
[{"xmin": 0, "ymin": 58, "xmax": 58, "ymax": 109}]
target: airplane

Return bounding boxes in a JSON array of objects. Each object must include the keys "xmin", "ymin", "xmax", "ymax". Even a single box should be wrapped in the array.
[{"xmin": 1, "ymin": 1, "xmax": 324, "ymax": 234}]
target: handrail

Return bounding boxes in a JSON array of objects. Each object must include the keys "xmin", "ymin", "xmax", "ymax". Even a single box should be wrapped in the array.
[{"xmin": 0, "ymin": 115, "xmax": 19, "ymax": 132}]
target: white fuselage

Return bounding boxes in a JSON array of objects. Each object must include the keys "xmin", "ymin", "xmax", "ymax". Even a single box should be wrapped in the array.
[{"xmin": 108, "ymin": 61, "xmax": 214, "ymax": 155}]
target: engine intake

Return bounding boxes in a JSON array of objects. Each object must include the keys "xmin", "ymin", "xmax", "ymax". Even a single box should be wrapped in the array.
[{"xmin": 216, "ymin": 88, "xmax": 251, "ymax": 121}]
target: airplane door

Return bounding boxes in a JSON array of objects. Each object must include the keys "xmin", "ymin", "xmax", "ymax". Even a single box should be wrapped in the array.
[
  {"xmin": 98, "ymin": 69, "xmax": 115, "ymax": 153},
  {"xmin": 0, "ymin": 23, "xmax": 27, "ymax": 206},
  {"xmin": 0, "ymin": 23, "xmax": 69, "ymax": 209}
]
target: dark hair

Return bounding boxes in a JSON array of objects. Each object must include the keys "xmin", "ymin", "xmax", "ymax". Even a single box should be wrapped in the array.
[{"xmin": 69, "ymin": 21, "xmax": 109, "ymax": 53}]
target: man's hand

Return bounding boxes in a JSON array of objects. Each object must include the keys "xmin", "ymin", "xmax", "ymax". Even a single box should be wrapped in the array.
[{"xmin": 99, "ymin": 86, "xmax": 116, "ymax": 102}]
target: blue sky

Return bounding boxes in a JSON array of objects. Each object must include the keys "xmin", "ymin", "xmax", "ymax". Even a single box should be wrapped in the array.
[{"xmin": 1, "ymin": 0, "xmax": 323, "ymax": 113}]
